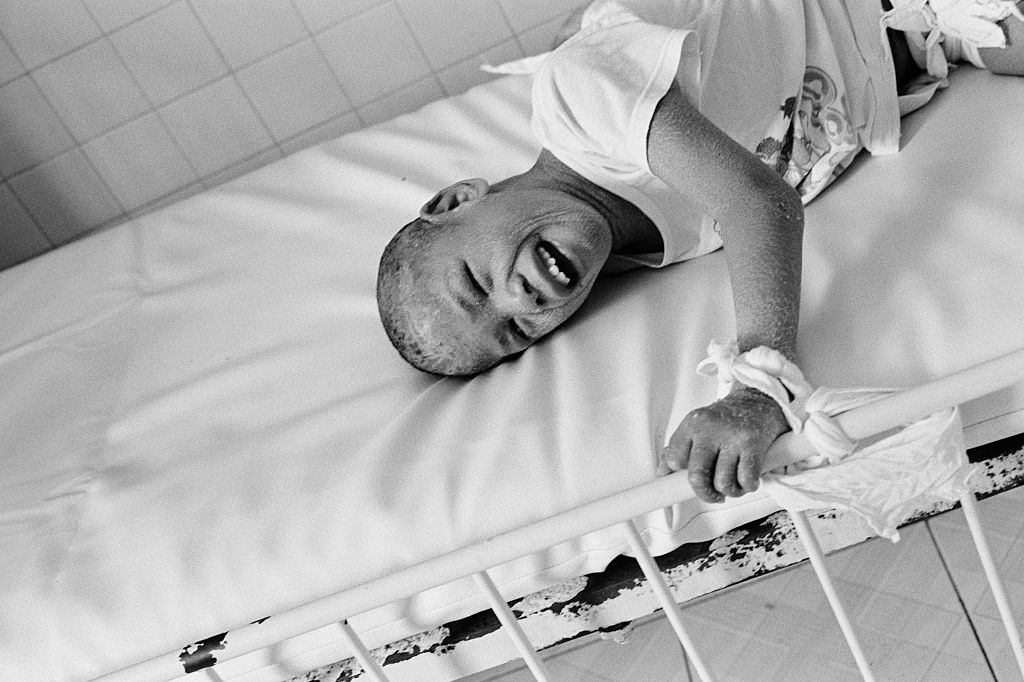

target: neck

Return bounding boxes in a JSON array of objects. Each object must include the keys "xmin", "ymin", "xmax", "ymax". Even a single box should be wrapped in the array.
[{"xmin": 506, "ymin": 150, "xmax": 662, "ymax": 254}]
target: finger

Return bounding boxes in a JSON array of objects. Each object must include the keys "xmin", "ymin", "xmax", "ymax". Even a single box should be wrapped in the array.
[
  {"xmin": 660, "ymin": 432, "xmax": 692, "ymax": 474},
  {"xmin": 736, "ymin": 447, "xmax": 763, "ymax": 493},
  {"xmin": 713, "ymin": 447, "xmax": 743, "ymax": 498},
  {"xmin": 687, "ymin": 441, "xmax": 723, "ymax": 503}
]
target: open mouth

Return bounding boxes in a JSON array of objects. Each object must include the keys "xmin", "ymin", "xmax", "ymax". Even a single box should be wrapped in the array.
[{"xmin": 536, "ymin": 241, "xmax": 578, "ymax": 289}]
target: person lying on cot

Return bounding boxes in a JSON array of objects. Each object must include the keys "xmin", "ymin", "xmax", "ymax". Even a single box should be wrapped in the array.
[{"xmin": 376, "ymin": 0, "xmax": 1024, "ymax": 504}]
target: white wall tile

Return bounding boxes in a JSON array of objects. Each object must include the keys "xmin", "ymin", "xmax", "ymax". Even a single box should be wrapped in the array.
[
  {"xmin": 0, "ymin": 0, "xmax": 600, "ymax": 269},
  {"xmin": 236, "ymin": 39, "xmax": 350, "ymax": 142},
  {"xmin": 82, "ymin": 0, "xmax": 175, "ymax": 32},
  {"xmin": 397, "ymin": 0, "xmax": 512, "ymax": 70},
  {"xmin": 497, "ymin": 0, "xmax": 588, "ymax": 33},
  {"xmin": 83, "ymin": 113, "xmax": 197, "ymax": 210},
  {"xmin": 516, "ymin": 13, "xmax": 575, "ymax": 57},
  {"xmin": 437, "ymin": 39, "xmax": 523, "ymax": 97},
  {"xmin": 0, "ymin": 0, "xmax": 102, "ymax": 69},
  {"xmin": 189, "ymin": 0, "xmax": 307, "ymax": 69},
  {"xmin": 111, "ymin": 2, "xmax": 227, "ymax": 105},
  {"xmin": 279, "ymin": 111, "xmax": 362, "ymax": 156},
  {"xmin": 0, "ymin": 34, "xmax": 25, "ymax": 85},
  {"xmin": 161, "ymin": 76, "xmax": 273, "ymax": 177},
  {"xmin": 8, "ymin": 148, "xmax": 121, "ymax": 244},
  {"xmin": 0, "ymin": 183, "xmax": 50, "ymax": 268},
  {"xmin": 0, "ymin": 76, "xmax": 75, "ymax": 177},
  {"xmin": 317, "ymin": 2, "xmax": 431, "ymax": 107},
  {"xmin": 291, "ymin": 0, "xmax": 382, "ymax": 33},
  {"xmin": 357, "ymin": 75, "xmax": 442, "ymax": 126},
  {"xmin": 33, "ymin": 40, "xmax": 151, "ymax": 141},
  {"xmin": 203, "ymin": 146, "xmax": 282, "ymax": 189}
]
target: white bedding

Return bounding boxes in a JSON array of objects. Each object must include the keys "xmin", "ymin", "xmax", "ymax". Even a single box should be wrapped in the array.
[{"xmin": 2, "ymin": 66, "xmax": 1023, "ymax": 681}]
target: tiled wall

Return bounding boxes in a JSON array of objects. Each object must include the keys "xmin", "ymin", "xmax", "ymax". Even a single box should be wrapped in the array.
[{"xmin": 0, "ymin": 0, "xmax": 588, "ymax": 270}]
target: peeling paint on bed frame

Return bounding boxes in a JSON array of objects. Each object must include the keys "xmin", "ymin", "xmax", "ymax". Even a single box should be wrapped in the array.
[{"xmin": 289, "ymin": 435, "xmax": 1024, "ymax": 682}]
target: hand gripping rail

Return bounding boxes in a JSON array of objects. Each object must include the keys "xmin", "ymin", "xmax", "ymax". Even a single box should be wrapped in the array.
[{"xmin": 99, "ymin": 348, "xmax": 1024, "ymax": 682}]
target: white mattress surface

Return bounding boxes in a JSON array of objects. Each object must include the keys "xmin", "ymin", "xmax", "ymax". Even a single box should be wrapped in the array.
[{"xmin": 1, "ymin": 67, "xmax": 1023, "ymax": 680}]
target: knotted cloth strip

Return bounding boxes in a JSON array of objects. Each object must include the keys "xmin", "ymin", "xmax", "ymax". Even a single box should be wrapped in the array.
[
  {"xmin": 696, "ymin": 340, "xmax": 973, "ymax": 540},
  {"xmin": 882, "ymin": 0, "xmax": 1024, "ymax": 78},
  {"xmin": 696, "ymin": 340, "xmax": 812, "ymax": 431}
]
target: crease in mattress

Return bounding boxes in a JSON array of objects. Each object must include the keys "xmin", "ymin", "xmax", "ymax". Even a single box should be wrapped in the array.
[
  {"xmin": 0, "ymin": 298, "xmax": 135, "ymax": 360},
  {"xmin": 106, "ymin": 338, "xmax": 338, "ymax": 440},
  {"xmin": 27, "ymin": 231, "xmax": 146, "ymax": 671}
]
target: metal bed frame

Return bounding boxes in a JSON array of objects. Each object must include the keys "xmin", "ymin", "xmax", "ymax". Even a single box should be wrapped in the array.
[{"xmin": 98, "ymin": 348, "xmax": 1024, "ymax": 681}]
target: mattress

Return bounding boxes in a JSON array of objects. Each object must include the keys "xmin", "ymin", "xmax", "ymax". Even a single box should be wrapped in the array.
[{"xmin": 1, "ymin": 65, "xmax": 1023, "ymax": 681}]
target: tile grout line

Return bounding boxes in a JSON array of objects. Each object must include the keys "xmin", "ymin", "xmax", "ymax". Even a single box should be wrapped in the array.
[
  {"xmin": 5, "ymin": 0, "xmax": 558, "ymax": 184},
  {"xmin": 924, "ymin": 519, "xmax": 998, "ymax": 680},
  {"xmin": 390, "ymin": 0, "xmax": 449, "ymax": 99},
  {"xmin": 493, "ymin": 1, "xmax": 529, "ymax": 64},
  {"xmin": 74, "ymin": 2, "xmax": 187, "ymax": 217},
  {"xmin": 6, "ymin": 0, "xmax": 427, "ymax": 184},
  {"xmin": 3, "ymin": 0, "xmax": 589, "ymax": 258},
  {"xmin": 2, "ymin": 179, "xmax": 54, "ymax": 249},
  {"xmin": 181, "ymin": 0, "xmax": 283, "ymax": 159},
  {"xmin": 4, "ymin": 0, "xmax": 185, "ymax": 77},
  {"xmin": 285, "ymin": 0, "xmax": 366, "ymax": 128}
]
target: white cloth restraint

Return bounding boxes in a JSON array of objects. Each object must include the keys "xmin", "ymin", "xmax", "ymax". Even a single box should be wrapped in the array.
[
  {"xmin": 882, "ymin": 0, "xmax": 1024, "ymax": 78},
  {"xmin": 696, "ymin": 340, "xmax": 812, "ymax": 433},
  {"xmin": 696, "ymin": 340, "xmax": 973, "ymax": 540}
]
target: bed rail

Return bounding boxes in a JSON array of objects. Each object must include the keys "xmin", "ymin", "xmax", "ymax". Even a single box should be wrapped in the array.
[{"xmin": 98, "ymin": 348, "xmax": 1024, "ymax": 682}]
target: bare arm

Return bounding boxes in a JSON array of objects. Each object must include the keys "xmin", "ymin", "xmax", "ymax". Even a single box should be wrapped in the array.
[
  {"xmin": 648, "ymin": 82, "xmax": 804, "ymax": 502},
  {"xmin": 648, "ymin": 82, "xmax": 803, "ymax": 357}
]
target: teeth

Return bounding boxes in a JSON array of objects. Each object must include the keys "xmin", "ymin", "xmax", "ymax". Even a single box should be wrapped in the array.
[{"xmin": 538, "ymin": 245, "xmax": 571, "ymax": 286}]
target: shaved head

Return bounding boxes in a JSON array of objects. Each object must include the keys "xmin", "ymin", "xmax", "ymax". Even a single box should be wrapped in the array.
[
  {"xmin": 377, "ymin": 218, "xmax": 499, "ymax": 376},
  {"xmin": 376, "ymin": 174, "xmax": 621, "ymax": 377}
]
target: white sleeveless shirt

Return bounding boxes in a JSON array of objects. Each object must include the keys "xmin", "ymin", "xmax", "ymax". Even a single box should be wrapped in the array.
[{"xmin": 495, "ymin": 0, "xmax": 901, "ymax": 268}]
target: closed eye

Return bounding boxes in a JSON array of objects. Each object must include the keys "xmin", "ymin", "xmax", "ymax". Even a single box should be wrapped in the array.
[{"xmin": 463, "ymin": 262, "xmax": 486, "ymax": 299}]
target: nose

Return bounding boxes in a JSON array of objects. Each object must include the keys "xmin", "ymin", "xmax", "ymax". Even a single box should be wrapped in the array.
[{"xmin": 492, "ymin": 273, "xmax": 540, "ymax": 315}]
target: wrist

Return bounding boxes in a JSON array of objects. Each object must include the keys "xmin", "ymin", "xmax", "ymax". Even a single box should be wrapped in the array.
[
  {"xmin": 699, "ymin": 339, "xmax": 811, "ymax": 432},
  {"xmin": 728, "ymin": 383, "xmax": 787, "ymax": 404}
]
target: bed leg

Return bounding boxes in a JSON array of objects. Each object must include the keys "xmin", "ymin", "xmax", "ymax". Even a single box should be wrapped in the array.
[
  {"xmin": 338, "ymin": 620, "xmax": 388, "ymax": 681},
  {"xmin": 958, "ymin": 491, "xmax": 1024, "ymax": 677},
  {"xmin": 473, "ymin": 571, "xmax": 551, "ymax": 681},
  {"xmin": 789, "ymin": 511, "xmax": 876, "ymax": 682},
  {"xmin": 620, "ymin": 520, "xmax": 715, "ymax": 682}
]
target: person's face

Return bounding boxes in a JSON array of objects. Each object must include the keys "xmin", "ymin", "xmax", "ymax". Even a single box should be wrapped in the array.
[{"xmin": 409, "ymin": 179, "xmax": 612, "ymax": 371}]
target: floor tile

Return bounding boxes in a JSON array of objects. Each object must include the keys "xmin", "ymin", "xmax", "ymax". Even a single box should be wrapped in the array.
[
  {"xmin": 475, "ymin": 504, "xmax": 1022, "ymax": 681},
  {"xmin": 972, "ymin": 614, "xmax": 1024, "ymax": 681},
  {"xmin": 922, "ymin": 651, "xmax": 993, "ymax": 682},
  {"xmin": 721, "ymin": 633, "xmax": 789, "ymax": 681},
  {"xmin": 929, "ymin": 486, "xmax": 1024, "ymax": 680}
]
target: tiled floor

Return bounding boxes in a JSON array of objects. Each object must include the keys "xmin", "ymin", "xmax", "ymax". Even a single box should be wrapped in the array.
[{"xmin": 468, "ymin": 485, "xmax": 1024, "ymax": 681}]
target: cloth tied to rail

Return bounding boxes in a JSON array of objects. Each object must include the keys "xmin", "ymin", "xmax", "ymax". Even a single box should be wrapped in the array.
[
  {"xmin": 882, "ymin": 0, "xmax": 1024, "ymax": 78},
  {"xmin": 697, "ymin": 340, "xmax": 973, "ymax": 541}
]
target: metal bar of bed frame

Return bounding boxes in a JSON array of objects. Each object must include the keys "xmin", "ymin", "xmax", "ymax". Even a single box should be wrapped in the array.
[{"xmin": 98, "ymin": 348, "xmax": 1024, "ymax": 681}]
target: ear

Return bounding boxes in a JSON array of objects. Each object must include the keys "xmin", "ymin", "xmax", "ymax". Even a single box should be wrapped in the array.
[{"xmin": 420, "ymin": 178, "xmax": 490, "ymax": 218}]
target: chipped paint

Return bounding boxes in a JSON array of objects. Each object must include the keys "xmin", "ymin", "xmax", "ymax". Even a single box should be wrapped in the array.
[
  {"xmin": 285, "ymin": 436, "xmax": 1024, "ymax": 682},
  {"xmin": 708, "ymin": 529, "xmax": 747, "ymax": 552},
  {"xmin": 512, "ymin": 576, "xmax": 588, "ymax": 616},
  {"xmin": 289, "ymin": 655, "xmax": 362, "ymax": 682},
  {"xmin": 180, "ymin": 632, "xmax": 227, "ymax": 674},
  {"xmin": 380, "ymin": 625, "xmax": 452, "ymax": 665}
]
